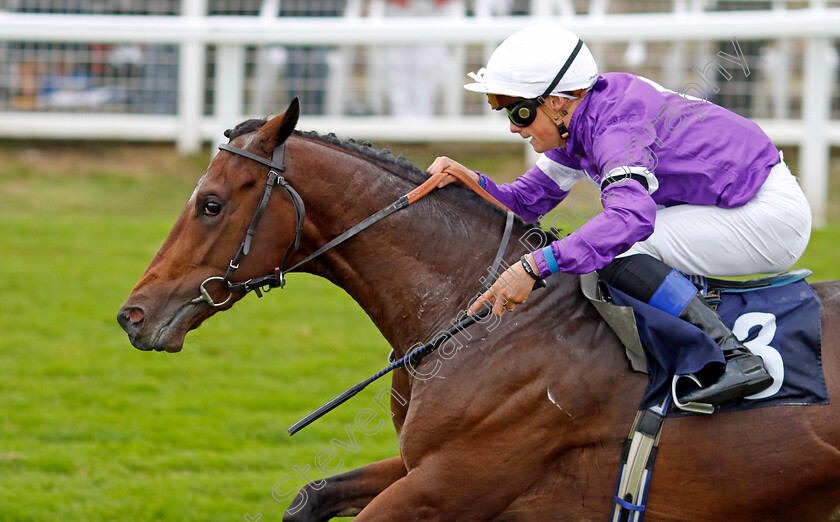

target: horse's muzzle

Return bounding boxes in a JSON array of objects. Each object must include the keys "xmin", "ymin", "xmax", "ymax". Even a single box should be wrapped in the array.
[
  {"xmin": 117, "ymin": 304, "xmax": 158, "ymax": 350},
  {"xmin": 117, "ymin": 302, "xmax": 188, "ymax": 352}
]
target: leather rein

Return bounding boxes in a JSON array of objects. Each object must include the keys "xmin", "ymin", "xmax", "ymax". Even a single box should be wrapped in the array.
[{"xmin": 191, "ymin": 140, "xmax": 514, "ymax": 308}]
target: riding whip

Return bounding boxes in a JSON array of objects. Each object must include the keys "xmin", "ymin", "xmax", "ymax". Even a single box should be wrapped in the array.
[
  {"xmin": 287, "ymin": 305, "xmax": 494, "ymax": 436},
  {"xmin": 288, "ymin": 279, "xmax": 546, "ymax": 436}
]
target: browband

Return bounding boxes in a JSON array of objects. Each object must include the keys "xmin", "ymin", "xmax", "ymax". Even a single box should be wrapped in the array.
[{"xmin": 218, "ymin": 143, "xmax": 287, "ymax": 173}]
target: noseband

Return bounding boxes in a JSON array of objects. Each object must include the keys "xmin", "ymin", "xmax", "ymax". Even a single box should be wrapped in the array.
[{"xmin": 192, "ymin": 138, "xmax": 516, "ymax": 308}]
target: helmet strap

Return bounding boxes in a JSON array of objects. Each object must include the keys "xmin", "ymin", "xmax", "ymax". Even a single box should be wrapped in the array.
[
  {"xmin": 537, "ymin": 39, "xmax": 584, "ymax": 102},
  {"xmin": 539, "ymin": 97, "xmax": 575, "ymax": 140}
]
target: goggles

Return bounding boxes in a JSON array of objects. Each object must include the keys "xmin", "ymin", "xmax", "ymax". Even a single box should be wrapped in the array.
[
  {"xmin": 487, "ymin": 39, "xmax": 583, "ymax": 128},
  {"xmin": 489, "ymin": 93, "xmax": 576, "ymax": 127}
]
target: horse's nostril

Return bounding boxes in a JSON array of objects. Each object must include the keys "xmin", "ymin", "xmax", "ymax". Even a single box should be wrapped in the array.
[
  {"xmin": 117, "ymin": 306, "xmax": 145, "ymax": 334},
  {"xmin": 126, "ymin": 308, "xmax": 144, "ymax": 325}
]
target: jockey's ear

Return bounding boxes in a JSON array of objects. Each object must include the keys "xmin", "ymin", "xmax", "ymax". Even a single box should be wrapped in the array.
[{"xmin": 258, "ymin": 97, "xmax": 300, "ymax": 152}]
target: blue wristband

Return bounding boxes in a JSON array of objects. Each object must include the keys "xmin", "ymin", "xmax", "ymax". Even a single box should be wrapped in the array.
[
  {"xmin": 541, "ymin": 246, "xmax": 560, "ymax": 274},
  {"xmin": 478, "ymin": 174, "xmax": 486, "ymax": 189}
]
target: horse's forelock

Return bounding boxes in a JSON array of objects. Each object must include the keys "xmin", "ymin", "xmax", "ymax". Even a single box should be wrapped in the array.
[{"xmin": 224, "ymin": 118, "xmax": 268, "ymax": 141}]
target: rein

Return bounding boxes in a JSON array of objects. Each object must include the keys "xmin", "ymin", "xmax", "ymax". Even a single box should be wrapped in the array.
[
  {"xmin": 196, "ymin": 136, "xmax": 544, "ymax": 436},
  {"xmin": 192, "ymin": 139, "xmax": 514, "ymax": 307}
]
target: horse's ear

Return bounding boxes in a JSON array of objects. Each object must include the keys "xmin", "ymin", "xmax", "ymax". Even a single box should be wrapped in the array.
[{"xmin": 258, "ymin": 97, "xmax": 300, "ymax": 151}]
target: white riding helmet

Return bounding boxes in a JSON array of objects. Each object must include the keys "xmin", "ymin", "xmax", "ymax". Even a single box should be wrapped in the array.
[{"xmin": 465, "ymin": 26, "xmax": 599, "ymax": 98}]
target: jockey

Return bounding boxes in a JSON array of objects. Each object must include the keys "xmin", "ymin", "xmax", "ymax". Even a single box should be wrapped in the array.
[{"xmin": 428, "ymin": 26, "xmax": 812, "ymax": 407}]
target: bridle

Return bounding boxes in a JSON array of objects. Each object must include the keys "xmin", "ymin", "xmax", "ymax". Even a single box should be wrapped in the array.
[
  {"xmin": 192, "ymin": 139, "xmax": 516, "ymax": 308},
  {"xmin": 191, "ymin": 142, "xmax": 304, "ymax": 307}
]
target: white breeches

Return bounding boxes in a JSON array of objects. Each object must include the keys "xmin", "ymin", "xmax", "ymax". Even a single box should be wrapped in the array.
[{"xmin": 622, "ymin": 159, "xmax": 812, "ymax": 277}]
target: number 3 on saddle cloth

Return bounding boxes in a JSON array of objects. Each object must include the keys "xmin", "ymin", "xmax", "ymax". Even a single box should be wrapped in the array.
[{"xmin": 581, "ymin": 269, "xmax": 829, "ymax": 413}]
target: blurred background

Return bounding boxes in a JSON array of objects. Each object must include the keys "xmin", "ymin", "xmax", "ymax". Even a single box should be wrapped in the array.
[
  {"xmin": 1, "ymin": 0, "xmax": 840, "ymax": 220},
  {"xmin": 1, "ymin": 1, "xmax": 840, "ymax": 520}
]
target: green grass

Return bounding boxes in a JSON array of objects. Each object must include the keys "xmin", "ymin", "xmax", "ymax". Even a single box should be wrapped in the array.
[
  {"xmin": 1, "ymin": 140, "xmax": 839, "ymax": 521},
  {"xmin": 0, "ymin": 142, "xmax": 402, "ymax": 521}
]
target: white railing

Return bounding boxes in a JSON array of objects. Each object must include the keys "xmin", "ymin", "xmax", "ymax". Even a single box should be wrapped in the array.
[{"xmin": 0, "ymin": 6, "xmax": 838, "ymax": 224}]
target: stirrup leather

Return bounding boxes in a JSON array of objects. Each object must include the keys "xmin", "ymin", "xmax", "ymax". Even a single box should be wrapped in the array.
[{"xmin": 611, "ymin": 400, "xmax": 668, "ymax": 522}]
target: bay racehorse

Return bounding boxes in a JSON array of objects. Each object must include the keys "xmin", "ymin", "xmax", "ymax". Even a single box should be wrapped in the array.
[{"xmin": 118, "ymin": 99, "xmax": 840, "ymax": 520}]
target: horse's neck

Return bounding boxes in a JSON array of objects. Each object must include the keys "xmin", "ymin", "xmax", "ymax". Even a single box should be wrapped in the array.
[{"xmin": 288, "ymin": 138, "xmax": 580, "ymax": 357}]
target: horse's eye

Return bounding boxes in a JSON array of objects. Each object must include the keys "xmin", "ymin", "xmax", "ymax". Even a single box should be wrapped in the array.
[{"xmin": 202, "ymin": 201, "xmax": 223, "ymax": 216}]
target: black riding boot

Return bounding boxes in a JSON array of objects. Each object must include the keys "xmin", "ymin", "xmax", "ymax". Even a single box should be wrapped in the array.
[
  {"xmin": 599, "ymin": 254, "xmax": 774, "ymax": 406},
  {"xmin": 676, "ymin": 294, "xmax": 773, "ymax": 405}
]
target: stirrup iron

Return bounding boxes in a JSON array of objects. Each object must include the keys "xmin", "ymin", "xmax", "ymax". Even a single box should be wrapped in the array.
[{"xmin": 671, "ymin": 374, "xmax": 714, "ymax": 414}]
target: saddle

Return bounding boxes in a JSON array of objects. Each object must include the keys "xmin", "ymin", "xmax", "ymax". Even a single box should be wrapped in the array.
[{"xmin": 580, "ymin": 268, "xmax": 813, "ymax": 374}]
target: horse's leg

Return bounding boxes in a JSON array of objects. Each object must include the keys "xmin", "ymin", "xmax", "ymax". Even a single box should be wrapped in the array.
[
  {"xmin": 353, "ymin": 473, "xmax": 508, "ymax": 521},
  {"xmin": 352, "ymin": 452, "xmax": 540, "ymax": 521},
  {"xmin": 282, "ymin": 456, "xmax": 407, "ymax": 522}
]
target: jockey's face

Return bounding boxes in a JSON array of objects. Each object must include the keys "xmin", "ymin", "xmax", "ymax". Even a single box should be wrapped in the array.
[
  {"xmin": 502, "ymin": 92, "xmax": 586, "ymax": 153},
  {"xmin": 510, "ymin": 110, "xmax": 559, "ymax": 153},
  {"xmin": 506, "ymin": 95, "xmax": 570, "ymax": 153}
]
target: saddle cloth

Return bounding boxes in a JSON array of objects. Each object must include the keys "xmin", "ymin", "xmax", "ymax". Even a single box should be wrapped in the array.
[{"xmin": 581, "ymin": 272, "xmax": 829, "ymax": 412}]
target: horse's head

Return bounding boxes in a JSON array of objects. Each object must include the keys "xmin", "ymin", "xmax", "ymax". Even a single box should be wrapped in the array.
[{"xmin": 118, "ymin": 99, "xmax": 301, "ymax": 352}]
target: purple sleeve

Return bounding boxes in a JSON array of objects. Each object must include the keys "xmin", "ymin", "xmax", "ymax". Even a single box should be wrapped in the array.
[
  {"xmin": 478, "ymin": 165, "xmax": 570, "ymax": 223},
  {"xmin": 589, "ymin": 116, "xmax": 658, "ymax": 181},
  {"xmin": 531, "ymin": 180, "xmax": 657, "ymax": 276}
]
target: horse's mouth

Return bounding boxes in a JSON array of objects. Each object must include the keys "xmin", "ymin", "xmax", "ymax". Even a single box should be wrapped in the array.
[{"xmin": 118, "ymin": 300, "xmax": 199, "ymax": 353}]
